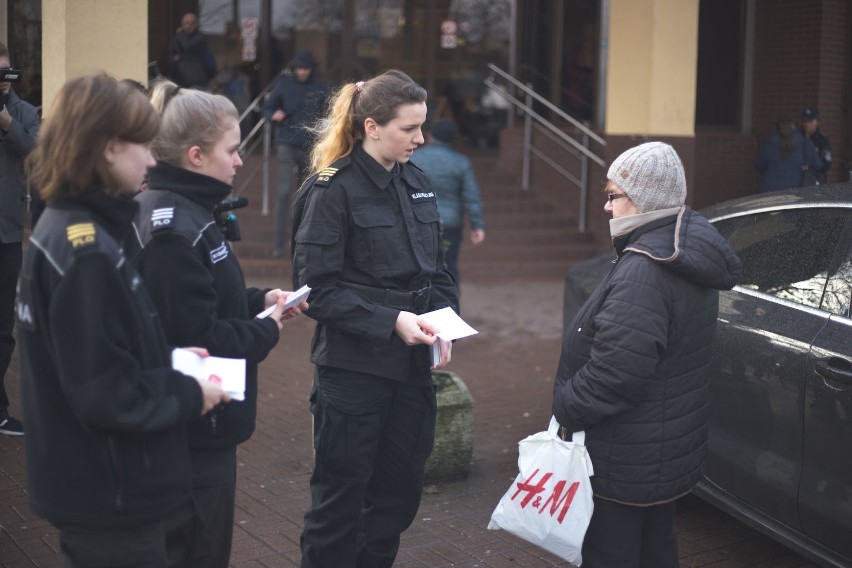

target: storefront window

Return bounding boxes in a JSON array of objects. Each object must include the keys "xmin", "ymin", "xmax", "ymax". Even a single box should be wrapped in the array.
[
  {"xmin": 6, "ymin": 0, "xmax": 42, "ymax": 110},
  {"xmin": 197, "ymin": 0, "xmax": 511, "ymax": 146}
]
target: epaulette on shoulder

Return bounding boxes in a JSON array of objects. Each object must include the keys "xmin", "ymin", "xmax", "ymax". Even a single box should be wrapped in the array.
[
  {"xmin": 140, "ymin": 191, "xmax": 180, "ymax": 233},
  {"xmin": 313, "ymin": 156, "xmax": 351, "ymax": 187},
  {"xmin": 65, "ymin": 222, "xmax": 98, "ymax": 250}
]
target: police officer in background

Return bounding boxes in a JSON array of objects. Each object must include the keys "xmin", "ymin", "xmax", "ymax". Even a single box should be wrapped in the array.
[
  {"xmin": 801, "ymin": 106, "xmax": 832, "ymax": 184},
  {"xmin": 292, "ymin": 70, "xmax": 458, "ymax": 568}
]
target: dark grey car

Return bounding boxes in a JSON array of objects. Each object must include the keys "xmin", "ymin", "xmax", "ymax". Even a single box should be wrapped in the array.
[{"xmin": 563, "ymin": 185, "xmax": 852, "ymax": 567}]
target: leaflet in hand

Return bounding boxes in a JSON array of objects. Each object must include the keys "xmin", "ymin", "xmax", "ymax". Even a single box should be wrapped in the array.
[
  {"xmin": 171, "ymin": 348, "xmax": 246, "ymax": 401},
  {"xmin": 417, "ymin": 307, "xmax": 479, "ymax": 368},
  {"xmin": 255, "ymin": 284, "xmax": 312, "ymax": 319}
]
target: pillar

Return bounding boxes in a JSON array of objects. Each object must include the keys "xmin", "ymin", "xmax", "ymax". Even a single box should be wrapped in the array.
[
  {"xmin": 605, "ymin": 0, "xmax": 699, "ymax": 137},
  {"xmin": 41, "ymin": 0, "xmax": 148, "ymax": 116}
]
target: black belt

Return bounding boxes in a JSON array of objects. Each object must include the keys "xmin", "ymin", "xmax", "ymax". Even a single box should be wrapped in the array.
[{"xmin": 339, "ymin": 281, "xmax": 431, "ymax": 311}]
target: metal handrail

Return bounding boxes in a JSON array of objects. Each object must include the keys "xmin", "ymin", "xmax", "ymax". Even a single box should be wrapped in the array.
[{"xmin": 483, "ymin": 63, "xmax": 606, "ymax": 233}]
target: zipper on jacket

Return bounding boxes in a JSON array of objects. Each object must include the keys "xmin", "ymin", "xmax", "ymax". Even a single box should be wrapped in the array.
[{"xmin": 106, "ymin": 436, "xmax": 125, "ymax": 511}]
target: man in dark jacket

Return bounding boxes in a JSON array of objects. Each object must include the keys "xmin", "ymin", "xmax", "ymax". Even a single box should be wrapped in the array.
[
  {"xmin": 263, "ymin": 49, "xmax": 327, "ymax": 257},
  {"xmin": 552, "ymin": 142, "xmax": 742, "ymax": 568},
  {"xmin": 167, "ymin": 12, "xmax": 216, "ymax": 89},
  {"xmin": 0, "ymin": 41, "xmax": 39, "ymax": 436},
  {"xmin": 801, "ymin": 106, "xmax": 832, "ymax": 184}
]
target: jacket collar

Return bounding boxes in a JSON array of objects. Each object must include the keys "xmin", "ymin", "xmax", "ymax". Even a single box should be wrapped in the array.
[
  {"xmin": 146, "ymin": 160, "xmax": 233, "ymax": 212},
  {"xmin": 610, "ymin": 206, "xmax": 682, "ymax": 240},
  {"xmin": 351, "ymin": 142, "xmax": 427, "ymax": 192},
  {"xmin": 53, "ymin": 190, "xmax": 140, "ymax": 242}
]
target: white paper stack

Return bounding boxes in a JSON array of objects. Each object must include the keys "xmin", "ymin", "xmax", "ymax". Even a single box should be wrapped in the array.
[
  {"xmin": 418, "ymin": 307, "xmax": 479, "ymax": 368},
  {"xmin": 171, "ymin": 348, "xmax": 247, "ymax": 401}
]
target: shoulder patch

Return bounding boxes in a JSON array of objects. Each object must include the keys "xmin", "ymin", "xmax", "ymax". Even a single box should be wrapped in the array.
[
  {"xmin": 312, "ymin": 156, "xmax": 351, "ymax": 187},
  {"xmin": 316, "ymin": 167, "xmax": 339, "ymax": 183},
  {"xmin": 151, "ymin": 206, "xmax": 175, "ymax": 228},
  {"xmin": 66, "ymin": 223, "xmax": 97, "ymax": 249}
]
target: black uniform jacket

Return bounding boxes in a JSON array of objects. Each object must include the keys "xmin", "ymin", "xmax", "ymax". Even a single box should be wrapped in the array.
[
  {"xmin": 553, "ymin": 207, "xmax": 742, "ymax": 505},
  {"xmin": 16, "ymin": 191, "xmax": 203, "ymax": 527},
  {"xmin": 134, "ymin": 162, "xmax": 280, "ymax": 449},
  {"xmin": 293, "ymin": 143, "xmax": 459, "ymax": 382}
]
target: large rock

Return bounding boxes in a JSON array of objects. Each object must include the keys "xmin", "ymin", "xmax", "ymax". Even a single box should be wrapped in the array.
[{"xmin": 425, "ymin": 370, "xmax": 474, "ymax": 482}]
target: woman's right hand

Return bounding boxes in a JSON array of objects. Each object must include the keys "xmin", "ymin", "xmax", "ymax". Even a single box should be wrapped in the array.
[
  {"xmin": 394, "ymin": 311, "xmax": 439, "ymax": 346},
  {"xmin": 195, "ymin": 378, "xmax": 231, "ymax": 415}
]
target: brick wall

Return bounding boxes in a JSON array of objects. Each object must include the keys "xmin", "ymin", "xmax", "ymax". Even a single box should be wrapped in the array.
[
  {"xmin": 500, "ymin": 0, "xmax": 850, "ymax": 249},
  {"xmin": 750, "ymin": 0, "xmax": 847, "ymax": 183}
]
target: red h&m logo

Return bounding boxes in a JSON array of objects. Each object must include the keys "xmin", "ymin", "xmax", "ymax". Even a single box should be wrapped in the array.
[{"xmin": 511, "ymin": 468, "xmax": 580, "ymax": 524}]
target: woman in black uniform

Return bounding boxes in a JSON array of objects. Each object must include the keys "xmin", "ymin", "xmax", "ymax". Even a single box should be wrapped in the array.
[
  {"xmin": 133, "ymin": 80, "xmax": 305, "ymax": 568},
  {"xmin": 18, "ymin": 73, "xmax": 229, "ymax": 568},
  {"xmin": 292, "ymin": 69, "xmax": 459, "ymax": 568}
]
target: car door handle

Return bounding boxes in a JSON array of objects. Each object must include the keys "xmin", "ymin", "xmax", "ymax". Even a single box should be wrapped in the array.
[{"xmin": 814, "ymin": 358, "xmax": 852, "ymax": 385}]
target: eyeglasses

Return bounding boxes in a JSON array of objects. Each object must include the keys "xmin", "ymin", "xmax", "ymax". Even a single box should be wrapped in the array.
[{"xmin": 607, "ymin": 193, "xmax": 628, "ymax": 203}]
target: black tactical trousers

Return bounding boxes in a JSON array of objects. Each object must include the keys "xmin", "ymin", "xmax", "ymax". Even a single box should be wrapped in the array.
[{"xmin": 300, "ymin": 366, "xmax": 437, "ymax": 568}]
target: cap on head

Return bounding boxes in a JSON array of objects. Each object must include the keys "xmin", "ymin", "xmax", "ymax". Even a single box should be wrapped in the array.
[
  {"xmin": 290, "ymin": 49, "xmax": 316, "ymax": 70},
  {"xmin": 606, "ymin": 141, "xmax": 687, "ymax": 213},
  {"xmin": 430, "ymin": 118, "xmax": 457, "ymax": 145},
  {"xmin": 801, "ymin": 107, "xmax": 819, "ymax": 121}
]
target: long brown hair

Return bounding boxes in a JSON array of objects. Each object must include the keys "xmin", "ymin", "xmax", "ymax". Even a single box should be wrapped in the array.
[
  {"xmin": 27, "ymin": 73, "xmax": 160, "ymax": 201},
  {"xmin": 310, "ymin": 69, "xmax": 426, "ymax": 173}
]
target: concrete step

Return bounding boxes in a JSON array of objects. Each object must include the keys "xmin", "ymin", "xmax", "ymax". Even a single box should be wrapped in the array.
[{"xmin": 229, "ymin": 148, "xmax": 603, "ymax": 283}]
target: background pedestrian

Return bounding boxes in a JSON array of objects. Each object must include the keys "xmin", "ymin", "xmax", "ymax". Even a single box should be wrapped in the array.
[
  {"xmin": 264, "ymin": 49, "xmax": 327, "ymax": 258},
  {"xmin": 800, "ymin": 106, "xmax": 832, "ymax": 184},
  {"xmin": 414, "ymin": 117, "xmax": 485, "ymax": 288},
  {"xmin": 755, "ymin": 117, "xmax": 821, "ymax": 192},
  {"xmin": 0, "ymin": 41, "xmax": 39, "ymax": 437},
  {"xmin": 167, "ymin": 12, "xmax": 216, "ymax": 90}
]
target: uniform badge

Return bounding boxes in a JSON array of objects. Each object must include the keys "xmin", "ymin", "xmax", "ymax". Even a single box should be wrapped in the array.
[
  {"xmin": 152, "ymin": 207, "xmax": 174, "ymax": 227},
  {"xmin": 317, "ymin": 167, "xmax": 338, "ymax": 182},
  {"xmin": 66, "ymin": 223, "xmax": 96, "ymax": 249},
  {"xmin": 210, "ymin": 242, "xmax": 229, "ymax": 264}
]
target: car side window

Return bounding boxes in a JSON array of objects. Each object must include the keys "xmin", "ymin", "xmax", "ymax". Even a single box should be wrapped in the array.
[
  {"xmin": 821, "ymin": 226, "xmax": 852, "ymax": 317},
  {"xmin": 713, "ymin": 208, "xmax": 851, "ymax": 310}
]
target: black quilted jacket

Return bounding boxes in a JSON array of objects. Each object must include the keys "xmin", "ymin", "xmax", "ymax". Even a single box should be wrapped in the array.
[{"xmin": 553, "ymin": 206, "xmax": 742, "ymax": 505}]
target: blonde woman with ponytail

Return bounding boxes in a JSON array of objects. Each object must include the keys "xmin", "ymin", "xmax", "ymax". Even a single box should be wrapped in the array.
[
  {"xmin": 132, "ymin": 80, "xmax": 306, "ymax": 568},
  {"xmin": 292, "ymin": 69, "xmax": 459, "ymax": 568}
]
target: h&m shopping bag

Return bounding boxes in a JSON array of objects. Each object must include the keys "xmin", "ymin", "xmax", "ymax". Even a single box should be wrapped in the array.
[{"xmin": 487, "ymin": 416, "xmax": 594, "ymax": 565}]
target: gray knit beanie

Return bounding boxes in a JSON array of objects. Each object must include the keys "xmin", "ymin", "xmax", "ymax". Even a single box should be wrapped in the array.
[{"xmin": 606, "ymin": 142, "xmax": 687, "ymax": 213}]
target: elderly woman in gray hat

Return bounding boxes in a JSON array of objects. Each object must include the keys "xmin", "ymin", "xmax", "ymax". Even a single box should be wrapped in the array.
[{"xmin": 552, "ymin": 142, "xmax": 742, "ymax": 568}]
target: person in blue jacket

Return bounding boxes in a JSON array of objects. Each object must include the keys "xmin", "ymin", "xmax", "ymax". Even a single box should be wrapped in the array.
[
  {"xmin": 755, "ymin": 117, "xmax": 822, "ymax": 193},
  {"xmin": 263, "ymin": 49, "xmax": 327, "ymax": 257},
  {"xmin": 413, "ymin": 117, "xmax": 485, "ymax": 287}
]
